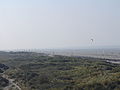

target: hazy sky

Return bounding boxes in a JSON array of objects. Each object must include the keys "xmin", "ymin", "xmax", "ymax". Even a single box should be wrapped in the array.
[{"xmin": 0, "ymin": 0, "xmax": 120, "ymax": 50}]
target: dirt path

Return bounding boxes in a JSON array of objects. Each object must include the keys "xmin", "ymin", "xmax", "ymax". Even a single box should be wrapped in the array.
[
  {"xmin": 106, "ymin": 60, "xmax": 120, "ymax": 64},
  {"xmin": 3, "ymin": 74, "xmax": 21, "ymax": 90}
]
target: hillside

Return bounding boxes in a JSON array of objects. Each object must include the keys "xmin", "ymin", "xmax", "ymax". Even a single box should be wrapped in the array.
[{"xmin": 0, "ymin": 52, "xmax": 120, "ymax": 90}]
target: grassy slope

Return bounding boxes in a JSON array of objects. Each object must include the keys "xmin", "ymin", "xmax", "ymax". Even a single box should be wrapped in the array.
[{"xmin": 0, "ymin": 52, "xmax": 120, "ymax": 90}]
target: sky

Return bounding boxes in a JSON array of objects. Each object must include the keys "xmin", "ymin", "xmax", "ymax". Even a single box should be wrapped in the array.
[{"xmin": 0, "ymin": 0, "xmax": 120, "ymax": 50}]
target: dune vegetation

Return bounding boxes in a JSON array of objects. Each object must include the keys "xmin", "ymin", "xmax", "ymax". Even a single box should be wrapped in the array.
[{"xmin": 0, "ymin": 51, "xmax": 120, "ymax": 90}]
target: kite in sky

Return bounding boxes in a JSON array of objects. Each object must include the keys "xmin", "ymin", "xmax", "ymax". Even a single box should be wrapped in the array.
[{"xmin": 91, "ymin": 39, "xmax": 94, "ymax": 42}]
